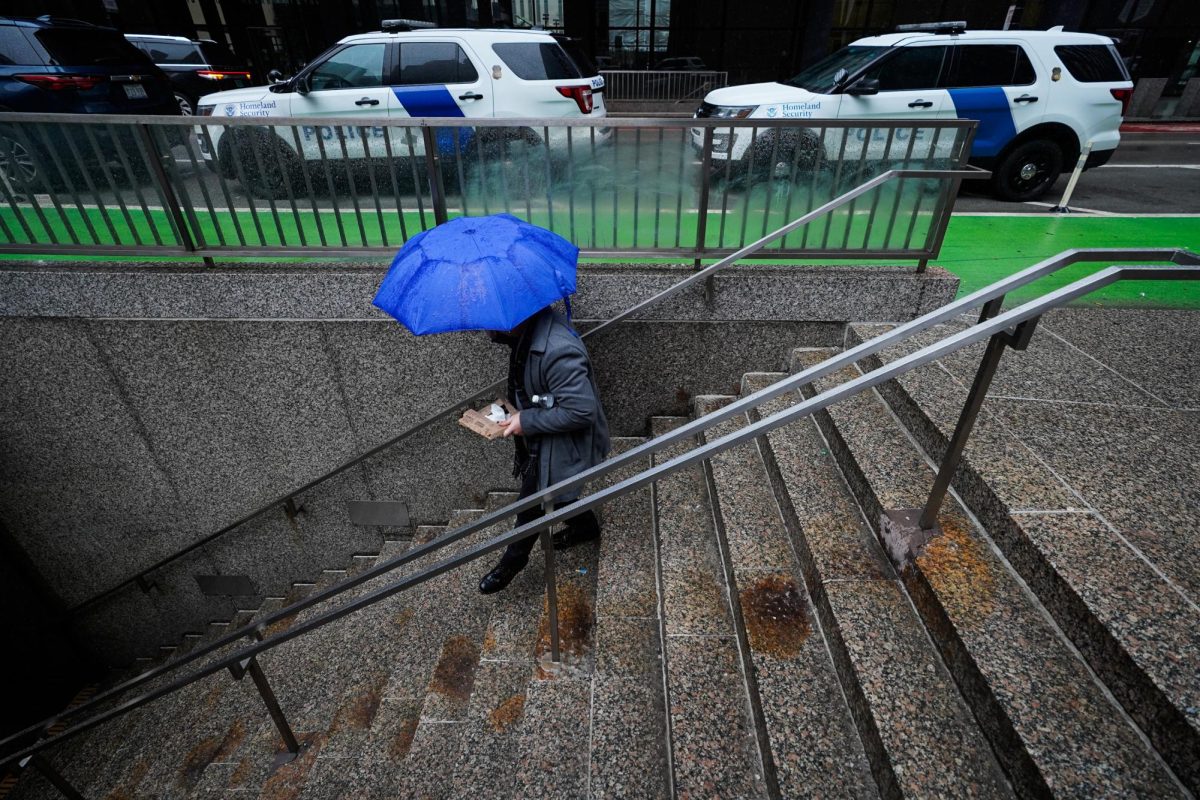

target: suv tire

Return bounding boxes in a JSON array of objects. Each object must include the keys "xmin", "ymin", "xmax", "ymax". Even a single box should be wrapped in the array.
[
  {"xmin": 992, "ymin": 139, "xmax": 1063, "ymax": 202},
  {"xmin": 223, "ymin": 128, "xmax": 302, "ymax": 199},
  {"xmin": 0, "ymin": 125, "xmax": 42, "ymax": 193},
  {"xmin": 175, "ymin": 93, "xmax": 194, "ymax": 116}
]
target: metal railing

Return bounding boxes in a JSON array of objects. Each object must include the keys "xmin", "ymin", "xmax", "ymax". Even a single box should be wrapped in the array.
[
  {"xmin": 63, "ymin": 163, "xmax": 986, "ymax": 619},
  {"xmin": 0, "ymin": 112, "xmax": 973, "ymax": 262},
  {"xmin": 599, "ymin": 69, "xmax": 728, "ymax": 103},
  {"xmin": 3, "ymin": 244, "xmax": 1197, "ymax": 794}
]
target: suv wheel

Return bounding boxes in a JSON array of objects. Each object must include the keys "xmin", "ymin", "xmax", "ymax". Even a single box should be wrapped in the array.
[
  {"xmin": 0, "ymin": 126, "xmax": 41, "ymax": 192},
  {"xmin": 224, "ymin": 129, "xmax": 302, "ymax": 199},
  {"xmin": 992, "ymin": 139, "xmax": 1063, "ymax": 202},
  {"xmin": 175, "ymin": 93, "xmax": 194, "ymax": 116}
]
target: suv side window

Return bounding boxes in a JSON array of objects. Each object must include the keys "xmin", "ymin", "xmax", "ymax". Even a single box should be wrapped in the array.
[
  {"xmin": 860, "ymin": 45, "xmax": 948, "ymax": 90},
  {"xmin": 399, "ymin": 42, "xmax": 479, "ymax": 85},
  {"xmin": 947, "ymin": 44, "xmax": 1036, "ymax": 87},
  {"xmin": 309, "ymin": 43, "xmax": 386, "ymax": 91},
  {"xmin": 0, "ymin": 26, "xmax": 40, "ymax": 66}
]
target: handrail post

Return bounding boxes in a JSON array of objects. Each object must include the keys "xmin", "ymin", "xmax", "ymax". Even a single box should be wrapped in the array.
[
  {"xmin": 19, "ymin": 755, "xmax": 84, "ymax": 800},
  {"xmin": 540, "ymin": 517, "xmax": 561, "ymax": 664},
  {"xmin": 917, "ymin": 315, "xmax": 1041, "ymax": 530},
  {"xmin": 693, "ymin": 126, "xmax": 714, "ymax": 271},
  {"xmin": 229, "ymin": 656, "xmax": 302, "ymax": 760},
  {"xmin": 135, "ymin": 122, "xmax": 206, "ymax": 262},
  {"xmin": 421, "ymin": 126, "xmax": 449, "ymax": 226}
]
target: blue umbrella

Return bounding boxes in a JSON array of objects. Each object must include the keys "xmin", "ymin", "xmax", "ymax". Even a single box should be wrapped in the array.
[{"xmin": 373, "ymin": 214, "xmax": 579, "ymax": 336}]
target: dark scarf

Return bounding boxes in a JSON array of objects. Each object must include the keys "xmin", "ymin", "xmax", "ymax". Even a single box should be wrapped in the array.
[{"xmin": 505, "ymin": 327, "xmax": 536, "ymax": 480}]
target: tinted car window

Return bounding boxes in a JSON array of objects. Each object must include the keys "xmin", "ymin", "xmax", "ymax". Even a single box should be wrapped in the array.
[
  {"xmin": 134, "ymin": 40, "xmax": 203, "ymax": 64},
  {"xmin": 861, "ymin": 45, "xmax": 948, "ymax": 90},
  {"xmin": 309, "ymin": 43, "xmax": 386, "ymax": 90},
  {"xmin": 783, "ymin": 45, "xmax": 886, "ymax": 93},
  {"xmin": 947, "ymin": 44, "xmax": 1036, "ymax": 87},
  {"xmin": 554, "ymin": 36, "xmax": 597, "ymax": 76},
  {"xmin": 493, "ymin": 42, "xmax": 581, "ymax": 80},
  {"xmin": 399, "ymin": 42, "xmax": 478, "ymax": 84},
  {"xmin": 0, "ymin": 26, "xmax": 40, "ymax": 66},
  {"xmin": 34, "ymin": 29, "xmax": 152, "ymax": 67},
  {"xmin": 197, "ymin": 41, "xmax": 239, "ymax": 66},
  {"xmin": 1055, "ymin": 45, "xmax": 1130, "ymax": 82}
]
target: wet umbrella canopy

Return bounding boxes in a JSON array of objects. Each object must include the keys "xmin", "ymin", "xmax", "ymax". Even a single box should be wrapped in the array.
[{"xmin": 372, "ymin": 214, "xmax": 579, "ymax": 335}]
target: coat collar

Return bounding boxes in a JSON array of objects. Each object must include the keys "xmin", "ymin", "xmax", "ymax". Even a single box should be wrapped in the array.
[{"xmin": 526, "ymin": 307, "xmax": 556, "ymax": 355}]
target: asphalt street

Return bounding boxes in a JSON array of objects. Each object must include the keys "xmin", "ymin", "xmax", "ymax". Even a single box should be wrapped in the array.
[{"xmin": 953, "ymin": 131, "xmax": 1200, "ymax": 215}]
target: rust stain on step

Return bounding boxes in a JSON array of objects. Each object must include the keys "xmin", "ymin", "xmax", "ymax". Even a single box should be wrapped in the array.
[
  {"xmin": 259, "ymin": 732, "xmax": 324, "ymax": 800},
  {"xmin": 535, "ymin": 581, "xmax": 594, "ymax": 674},
  {"xmin": 388, "ymin": 715, "xmax": 419, "ymax": 761},
  {"xmin": 482, "ymin": 627, "xmax": 498, "ymax": 654},
  {"xmin": 329, "ymin": 678, "xmax": 385, "ymax": 736},
  {"xmin": 740, "ymin": 574, "xmax": 810, "ymax": 658},
  {"xmin": 915, "ymin": 515, "xmax": 996, "ymax": 629},
  {"xmin": 102, "ymin": 759, "xmax": 149, "ymax": 800},
  {"xmin": 428, "ymin": 635, "xmax": 480, "ymax": 701},
  {"xmin": 488, "ymin": 694, "xmax": 527, "ymax": 732},
  {"xmin": 394, "ymin": 607, "xmax": 414, "ymax": 629},
  {"xmin": 177, "ymin": 718, "xmax": 246, "ymax": 789}
]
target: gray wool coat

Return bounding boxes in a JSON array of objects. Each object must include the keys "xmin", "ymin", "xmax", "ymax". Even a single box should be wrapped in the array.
[{"xmin": 517, "ymin": 308, "xmax": 611, "ymax": 503}]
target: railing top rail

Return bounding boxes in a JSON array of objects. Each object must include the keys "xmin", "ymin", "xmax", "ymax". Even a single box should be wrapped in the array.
[
  {"xmin": 4, "ymin": 254, "xmax": 1197, "ymax": 770},
  {"xmin": 63, "ymin": 163, "xmax": 985, "ymax": 617},
  {"xmin": 0, "ymin": 111, "xmax": 977, "ymax": 130}
]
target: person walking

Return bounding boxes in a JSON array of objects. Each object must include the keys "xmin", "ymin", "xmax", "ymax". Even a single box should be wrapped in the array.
[{"xmin": 478, "ymin": 302, "xmax": 610, "ymax": 594}]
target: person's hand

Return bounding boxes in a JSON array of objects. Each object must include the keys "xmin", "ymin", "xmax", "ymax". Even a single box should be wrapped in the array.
[{"xmin": 499, "ymin": 411, "xmax": 524, "ymax": 437}]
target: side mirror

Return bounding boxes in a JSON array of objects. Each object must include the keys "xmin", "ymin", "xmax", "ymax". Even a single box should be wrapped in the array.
[
  {"xmin": 846, "ymin": 77, "xmax": 879, "ymax": 96},
  {"xmin": 267, "ymin": 69, "xmax": 285, "ymax": 84}
]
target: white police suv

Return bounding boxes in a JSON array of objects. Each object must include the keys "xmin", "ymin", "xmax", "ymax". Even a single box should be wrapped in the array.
[
  {"xmin": 195, "ymin": 22, "xmax": 605, "ymax": 196},
  {"xmin": 694, "ymin": 23, "xmax": 1133, "ymax": 201}
]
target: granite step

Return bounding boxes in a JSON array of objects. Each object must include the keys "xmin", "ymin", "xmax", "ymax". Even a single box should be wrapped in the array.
[
  {"xmin": 589, "ymin": 437, "xmax": 671, "ymax": 799},
  {"xmin": 846, "ymin": 320, "xmax": 1200, "ymax": 793},
  {"xmin": 794, "ymin": 348, "xmax": 1185, "ymax": 798},
  {"xmin": 650, "ymin": 415, "xmax": 769, "ymax": 798},
  {"xmin": 741, "ymin": 372, "xmax": 1013, "ymax": 799},
  {"xmin": 695, "ymin": 391, "xmax": 882, "ymax": 799}
]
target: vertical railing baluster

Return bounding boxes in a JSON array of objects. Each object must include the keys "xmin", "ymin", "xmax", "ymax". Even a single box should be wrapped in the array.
[
  {"xmin": 223, "ymin": 127, "xmax": 269, "ymax": 246},
  {"xmin": 33, "ymin": 122, "xmax": 92, "ymax": 245},
  {"xmin": 335, "ymin": 126, "xmax": 369, "ymax": 245},
  {"xmin": 135, "ymin": 122, "xmax": 201, "ymax": 256},
  {"xmin": 693, "ymin": 126, "xmax": 714, "ymax": 267},
  {"xmin": 82, "ymin": 124, "xmax": 143, "ymax": 247},
  {"xmin": 201, "ymin": 125, "xmax": 248, "ymax": 247},
  {"xmin": 289, "ymin": 125, "xmax": 327, "ymax": 247},
  {"xmin": 540, "ymin": 526, "xmax": 561, "ymax": 664}
]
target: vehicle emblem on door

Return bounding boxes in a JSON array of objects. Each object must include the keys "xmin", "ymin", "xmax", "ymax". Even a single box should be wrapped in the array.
[{"xmin": 225, "ymin": 104, "xmax": 237, "ymax": 116}]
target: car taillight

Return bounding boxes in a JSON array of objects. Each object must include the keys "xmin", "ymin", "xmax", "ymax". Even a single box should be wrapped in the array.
[
  {"xmin": 1110, "ymin": 88, "xmax": 1132, "ymax": 117},
  {"xmin": 556, "ymin": 85, "xmax": 594, "ymax": 114},
  {"xmin": 16, "ymin": 74, "xmax": 106, "ymax": 91},
  {"xmin": 197, "ymin": 70, "xmax": 252, "ymax": 81}
]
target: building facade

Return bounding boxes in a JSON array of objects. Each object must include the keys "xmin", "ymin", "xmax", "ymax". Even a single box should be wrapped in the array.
[{"xmin": 7, "ymin": 0, "xmax": 1198, "ymax": 101}]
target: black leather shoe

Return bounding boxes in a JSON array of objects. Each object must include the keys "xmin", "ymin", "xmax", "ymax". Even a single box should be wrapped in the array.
[
  {"xmin": 479, "ymin": 561, "xmax": 524, "ymax": 594},
  {"xmin": 551, "ymin": 526, "xmax": 600, "ymax": 551}
]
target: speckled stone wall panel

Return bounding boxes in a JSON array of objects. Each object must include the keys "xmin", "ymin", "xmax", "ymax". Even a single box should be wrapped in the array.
[{"xmin": 0, "ymin": 318, "xmax": 188, "ymax": 603}]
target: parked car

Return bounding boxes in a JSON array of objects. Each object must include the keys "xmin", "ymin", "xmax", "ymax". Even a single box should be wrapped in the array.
[
  {"xmin": 0, "ymin": 15, "xmax": 178, "ymax": 190},
  {"xmin": 693, "ymin": 22, "xmax": 1133, "ymax": 201},
  {"xmin": 125, "ymin": 34, "xmax": 251, "ymax": 116},
  {"xmin": 194, "ymin": 22, "xmax": 609, "ymax": 197}
]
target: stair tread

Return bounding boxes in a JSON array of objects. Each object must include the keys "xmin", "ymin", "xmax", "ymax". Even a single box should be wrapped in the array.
[
  {"xmin": 848, "ymin": 321, "xmax": 1200, "ymax": 790},
  {"xmin": 797, "ymin": 349, "xmax": 1182, "ymax": 797},
  {"xmin": 709, "ymin": 390, "xmax": 998, "ymax": 798},
  {"xmin": 651, "ymin": 416, "xmax": 768, "ymax": 798}
]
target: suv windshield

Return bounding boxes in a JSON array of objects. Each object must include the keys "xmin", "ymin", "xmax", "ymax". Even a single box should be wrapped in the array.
[
  {"xmin": 35, "ymin": 29, "xmax": 151, "ymax": 67},
  {"xmin": 782, "ymin": 45, "xmax": 885, "ymax": 93}
]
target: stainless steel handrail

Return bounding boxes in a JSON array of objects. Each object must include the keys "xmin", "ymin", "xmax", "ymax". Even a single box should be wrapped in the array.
[
  {"xmin": 4, "ymin": 252, "xmax": 1197, "ymax": 775},
  {"xmin": 64, "ymin": 163, "xmax": 987, "ymax": 617}
]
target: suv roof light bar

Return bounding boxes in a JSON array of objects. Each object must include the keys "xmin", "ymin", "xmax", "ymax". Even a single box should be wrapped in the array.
[
  {"xmin": 895, "ymin": 20, "xmax": 967, "ymax": 34},
  {"xmin": 381, "ymin": 18, "xmax": 438, "ymax": 32}
]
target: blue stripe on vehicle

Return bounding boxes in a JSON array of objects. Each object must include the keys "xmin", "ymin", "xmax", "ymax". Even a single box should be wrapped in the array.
[
  {"xmin": 948, "ymin": 87, "xmax": 1017, "ymax": 158},
  {"xmin": 392, "ymin": 85, "xmax": 474, "ymax": 156}
]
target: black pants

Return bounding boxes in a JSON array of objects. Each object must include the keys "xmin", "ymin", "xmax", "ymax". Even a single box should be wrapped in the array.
[{"xmin": 499, "ymin": 467, "xmax": 600, "ymax": 569}]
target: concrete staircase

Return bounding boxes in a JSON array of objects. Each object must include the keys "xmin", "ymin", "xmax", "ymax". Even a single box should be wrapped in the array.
[{"xmin": 7, "ymin": 333, "xmax": 1196, "ymax": 798}]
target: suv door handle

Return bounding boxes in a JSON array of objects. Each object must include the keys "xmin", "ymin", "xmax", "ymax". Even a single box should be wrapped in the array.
[
  {"xmin": 355, "ymin": 97, "xmax": 380, "ymax": 106},
  {"xmin": 1014, "ymin": 94, "xmax": 1039, "ymax": 104},
  {"xmin": 907, "ymin": 100, "xmax": 933, "ymax": 108},
  {"xmin": 459, "ymin": 92, "xmax": 484, "ymax": 101}
]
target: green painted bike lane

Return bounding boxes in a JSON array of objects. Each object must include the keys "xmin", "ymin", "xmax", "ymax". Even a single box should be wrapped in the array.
[{"xmin": 2, "ymin": 208, "xmax": 1197, "ymax": 309}]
